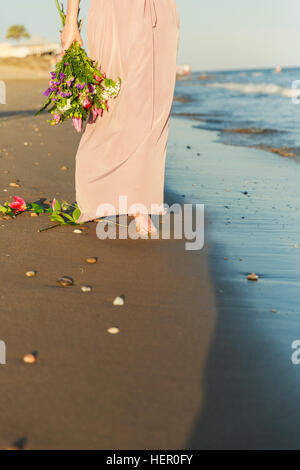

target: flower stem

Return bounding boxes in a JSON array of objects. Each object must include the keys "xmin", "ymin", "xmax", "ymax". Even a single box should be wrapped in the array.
[
  {"xmin": 55, "ymin": 0, "xmax": 66, "ymax": 28},
  {"xmin": 38, "ymin": 223, "xmax": 61, "ymax": 233}
]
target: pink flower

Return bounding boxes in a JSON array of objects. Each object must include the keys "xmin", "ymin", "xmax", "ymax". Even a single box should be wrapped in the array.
[
  {"xmin": 88, "ymin": 105, "xmax": 103, "ymax": 123},
  {"xmin": 82, "ymin": 97, "xmax": 92, "ymax": 109},
  {"xmin": 9, "ymin": 196, "xmax": 26, "ymax": 213},
  {"xmin": 94, "ymin": 73, "xmax": 103, "ymax": 82},
  {"xmin": 53, "ymin": 114, "xmax": 61, "ymax": 124},
  {"xmin": 51, "ymin": 198, "xmax": 56, "ymax": 211},
  {"xmin": 72, "ymin": 117, "xmax": 82, "ymax": 132}
]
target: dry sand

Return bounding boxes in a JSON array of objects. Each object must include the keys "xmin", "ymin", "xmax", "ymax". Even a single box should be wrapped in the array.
[{"xmin": 0, "ymin": 57, "xmax": 54, "ymax": 80}]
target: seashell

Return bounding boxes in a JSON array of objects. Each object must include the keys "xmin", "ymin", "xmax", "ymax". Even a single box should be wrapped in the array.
[
  {"xmin": 61, "ymin": 165, "xmax": 69, "ymax": 171},
  {"xmin": 81, "ymin": 286, "xmax": 92, "ymax": 293},
  {"xmin": 57, "ymin": 276, "xmax": 74, "ymax": 287},
  {"xmin": 30, "ymin": 212, "xmax": 38, "ymax": 217},
  {"xmin": 86, "ymin": 257, "xmax": 97, "ymax": 264},
  {"xmin": 73, "ymin": 229, "xmax": 83, "ymax": 234},
  {"xmin": 25, "ymin": 270, "xmax": 37, "ymax": 277},
  {"xmin": 107, "ymin": 327, "xmax": 120, "ymax": 334},
  {"xmin": 113, "ymin": 295, "xmax": 125, "ymax": 306},
  {"xmin": 247, "ymin": 272, "xmax": 259, "ymax": 281},
  {"xmin": 9, "ymin": 182, "xmax": 20, "ymax": 188},
  {"xmin": 23, "ymin": 352, "xmax": 37, "ymax": 364}
]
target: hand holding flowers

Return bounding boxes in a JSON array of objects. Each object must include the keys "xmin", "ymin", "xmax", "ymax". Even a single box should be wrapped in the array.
[{"xmin": 36, "ymin": 1, "xmax": 121, "ymax": 132}]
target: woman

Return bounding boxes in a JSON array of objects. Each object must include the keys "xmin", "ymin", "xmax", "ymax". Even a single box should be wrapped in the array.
[{"xmin": 61, "ymin": 0, "xmax": 180, "ymax": 234}]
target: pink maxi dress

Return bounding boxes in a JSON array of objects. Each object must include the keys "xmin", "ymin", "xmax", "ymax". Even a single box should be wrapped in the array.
[{"xmin": 75, "ymin": 0, "xmax": 180, "ymax": 222}]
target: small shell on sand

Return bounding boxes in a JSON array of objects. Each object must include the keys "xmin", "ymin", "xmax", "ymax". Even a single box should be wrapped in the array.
[
  {"xmin": 81, "ymin": 286, "xmax": 92, "ymax": 293},
  {"xmin": 107, "ymin": 327, "xmax": 120, "ymax": 334},
  {"xmin": 73, "ymin": 229, "xmax": 83, "ymax": 234},
  {"xmin": 9, "ymin": 182, "xmax": 20, "ymax": 188},
  {"xmin": 247, "ymin": 272, "xmax": 259, "ymax": 281},
  {"xmin": 25, "ymin": 270, "xmax": 37, "ymax": 277},
  {"xmin": 57, "ymin": 276, "xmax": 74, "ymax": 287},
  {"xmin": 86, "ymin": 257, "xmax": 97, "ymax": 264},
  {"xmin": 30, "ymin": 212, "xmax": 38, "ymax": 217},
  {"xmin": 23, "ymin": 353, "xmax": 37, "ymax": 364},
  {"xmin": 113, "ymin": 296, "xmax": 125, "ymax": 306},
  {"xmin": 61, "ymin": 165, "xmax": 69, "ymax": 171}
]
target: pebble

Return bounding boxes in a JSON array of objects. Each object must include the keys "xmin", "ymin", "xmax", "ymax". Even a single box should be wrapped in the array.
[
  {"xmin": 73, "ymin": 229, "xmax": 83, "ymax": 234},
  {"xmin": 247, "ymin": 272, "xmax": 259, "ymax": 281},
  {"xmin": 23, "ymin": 353, "xmax": 37, "ymax": 364},
  {"xmin": 86, "ymin": 257, "xmax": 97, "ymax": 264},
  {"xmin": 107, "ymin": 327, "xmax": 120, "ymax": 335},
  {"xmin": 9, "ymin": 182, "xmax": 20, "ymax": 188},
  {"xmin": 25, "ymin": 271, "xmax": 37, "ymax": 277},
  {"xmin": 61, "ymin": 165, "xmax": 69, "ymax": 171},
  {"xmin": 57, "ymin": 276, "xmax": 74, "ymax": 287},
  {"xmin": 271, "ymin": 309, "xmax": 277, "ymax": 313},
  {"xmin": 113, "ymin": 296, "xmax": 125, "ymax": 306},
  {"xmin": 81, "ymin": 286, "xmax": 92, "ymax": 293},
  {"xmin": 30, "ymin": 213, "xmax": 38, "ymax": 217}
]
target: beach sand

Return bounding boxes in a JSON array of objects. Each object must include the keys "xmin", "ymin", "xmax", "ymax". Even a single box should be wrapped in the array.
[
  {"xmin": 0, "ymin": 80, "xmax": 217, "ymax": 449},
  {"xmin": 0, "ymin": 57, "xmax": 54, "ymax": 80},
  {"xmin": 1, "ymin": 78, "xmax": 300, "ymax": 449}
]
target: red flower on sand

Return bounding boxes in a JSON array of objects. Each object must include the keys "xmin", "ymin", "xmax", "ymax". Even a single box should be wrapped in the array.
[{"xmin": 9, "ymin": 196, "xmax": 27, "ymax": 213}]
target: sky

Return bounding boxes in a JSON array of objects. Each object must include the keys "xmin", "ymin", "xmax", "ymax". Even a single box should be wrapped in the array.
[{"xmin": 1, "ymin": 0, "xmax": 300, "ymax": 71}]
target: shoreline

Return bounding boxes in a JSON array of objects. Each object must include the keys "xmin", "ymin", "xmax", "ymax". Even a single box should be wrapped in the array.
[
  {"xmin": 167, "ymin": 116, "xmax": 300, "ymax": 448},
  {"xmin": 1, "ymin": 78, "xmax": 300, "ymax": 448}
]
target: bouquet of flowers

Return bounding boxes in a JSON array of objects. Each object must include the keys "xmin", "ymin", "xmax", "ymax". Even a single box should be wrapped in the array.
[{"xmin": 36, "ymin": 0, "xmax": 121, "ymax": 132}]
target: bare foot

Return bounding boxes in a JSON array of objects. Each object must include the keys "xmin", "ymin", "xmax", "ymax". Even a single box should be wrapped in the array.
[{"xmin": 134, "ymin": 213, "xmax": 157, "ymax": 235}]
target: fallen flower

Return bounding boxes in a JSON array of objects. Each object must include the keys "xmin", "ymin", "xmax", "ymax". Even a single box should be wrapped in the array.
[{"xmin": 9, "ymin": 196, "xmax": 26, "ymax": 214}]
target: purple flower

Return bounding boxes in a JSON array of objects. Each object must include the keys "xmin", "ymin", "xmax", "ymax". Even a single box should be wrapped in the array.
[
  {"xmin": 66, "ymin": 77, "xmax": 75, "ymax": 87},
  {"xmin": 43, "ymin": 88, "xmax": 51, "ymax": 97},
  {"xmin": 59, "ymin": 72, "xmax": 66, "ymax": 80},
  {"xmin": 75, "ymin": 82, "xmax": 86, "ymax": 90},
  {"xmin": 64, "ymin": 62, "xmax": 70, "ymax": 66},
  {"xmin": 50, "ymin": 72, "xmax": 57, "ymax": 79},
  {"xmin": 88, "ymin": 84, "xmax": 95, "ymax": 93}
]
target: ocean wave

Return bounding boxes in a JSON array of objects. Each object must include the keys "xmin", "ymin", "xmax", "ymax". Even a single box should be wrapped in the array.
[{"xmin": 206, "ymin": 82, "xmax": 298, "ymax": 98}]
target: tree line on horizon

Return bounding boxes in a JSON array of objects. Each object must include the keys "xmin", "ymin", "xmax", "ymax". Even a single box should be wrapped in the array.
[{"xmin": 6, "ymin": 25, "xmax": 30, "ymax": 42}]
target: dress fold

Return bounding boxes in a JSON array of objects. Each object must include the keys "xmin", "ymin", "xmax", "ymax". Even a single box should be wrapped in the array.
[{"xmin": 75, "ymin": 0, "xmax": 180, "ymax": 221}]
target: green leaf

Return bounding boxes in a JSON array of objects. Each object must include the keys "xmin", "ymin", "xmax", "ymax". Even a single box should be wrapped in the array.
[
  {"xmin": 0, "ymin": 204, "xmax": 7, "ymax": 214},
  {"xmin": 30, "ymin": 203, "xmax": 44, "ymax": 214},
  {"xmin": 62, "ymin": 212, "xmax": 74, "ymax": 222},
  {"xmin": 54, "ymin": 200, "xmax": 61, "ymax": 212},
  {"xmin": 72, "ymin": 208, "xmax": 81, "ymax": 221},
  {"xmin": 51, "ymin": 214, "xmax": 65, "ymax": 224}
]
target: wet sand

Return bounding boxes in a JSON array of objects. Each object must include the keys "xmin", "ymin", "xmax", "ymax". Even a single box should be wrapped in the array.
[
  {"xmin": 0, "ymin": 80, "xmax": 217, "ymax": 449},
  {"xmin": 1, "ymin": 78, "xmax": 300, "ymax": 449},
  {"xmin": 167, "ymin": 117, "xmax": 300, "ymax": 449}
]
